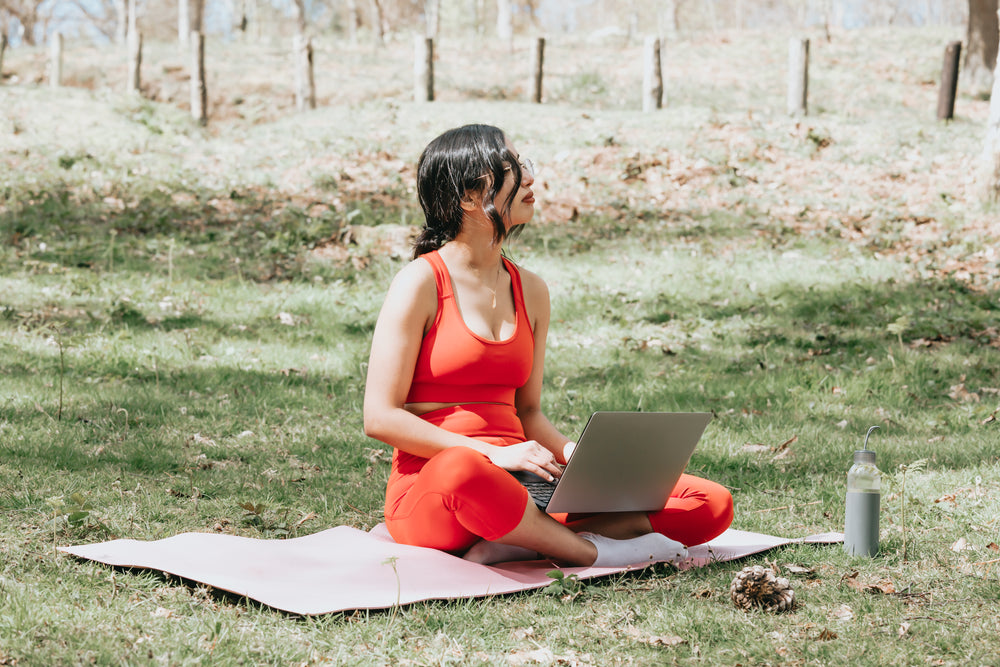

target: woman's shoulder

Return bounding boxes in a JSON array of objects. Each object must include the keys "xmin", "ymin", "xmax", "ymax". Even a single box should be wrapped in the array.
[
  {"xmin": 384, "ymin": 255, "xmax": 438, "ymax": 302},
  {"xmin": 508, "ymin": 259, "xmax": 549, "ymax": 298},
  {"xmin": 507, "ymin": 259, "xmax": 550, "ymax": 326}
]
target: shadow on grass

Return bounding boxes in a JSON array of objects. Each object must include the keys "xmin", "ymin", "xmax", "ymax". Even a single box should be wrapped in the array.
[{"xmin": 1, "ymin": 180, "xmax": 412, "ymax": 282}]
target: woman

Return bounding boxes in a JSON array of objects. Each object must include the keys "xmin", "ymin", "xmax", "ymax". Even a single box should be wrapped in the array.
[{"xmin": 363, "ymin": 124, "xmax": 733, "ymax": 566}]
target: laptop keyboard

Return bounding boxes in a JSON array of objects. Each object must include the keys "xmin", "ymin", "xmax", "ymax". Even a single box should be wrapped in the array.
[
  {"xmin": 522, "ymin": 479, "xmax": 556, "ymax": 505},
  {"xmin": 511, "ymin": 471, "xmax": 557, "ymax": 508}
]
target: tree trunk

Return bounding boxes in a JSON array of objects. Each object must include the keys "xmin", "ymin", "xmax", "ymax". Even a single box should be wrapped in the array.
[
  {"xmin": 468, "ymin": 0, "xmax": 484, "ymax": 35},
  {"xmin": 292, "ymin": 0, "xmax": 307, "ymax": 35},
  {"xmin": 178, "ymin": 0, "xmax": 190, "ymax": 47},
  {"xmin": 127, "ymin": 0, "xmax": 137, "ymax": 45},
  {"xmin": 369, "ymin": 0, "xmax": 386, "ymax": 46},
  {"xmin": 496, "ymin": 0, "xmax": 512, "ymax": 49},
  {"xmin": 115, "ymin": 0, "xmax": 127, "ymax": 45},
  {"xmin": 192, "ymin": 0, "xmax": 205, "ymax": 33},
  {"xmin": 346, "ymin": 0, "xmax": 359, "ymax": 44},
  {"xmin": 424, "ymin": 0, "xmax": 440, "ymax": 38},
  {"xmin": 660, "ymin": 0, "xmax": 679, "ymax": 36},
  {"xmin": 965, "ymin": 0, "xmax": 999, "ymax": 97},
  {"xmin": 983, "ymin": 9, "xmax": 1000, "ymax": 201}
]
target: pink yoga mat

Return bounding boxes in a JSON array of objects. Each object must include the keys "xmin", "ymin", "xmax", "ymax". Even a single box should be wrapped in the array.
[{"xmin": 60, "ymin": 525, "xmax": 842, "ymax": 615}]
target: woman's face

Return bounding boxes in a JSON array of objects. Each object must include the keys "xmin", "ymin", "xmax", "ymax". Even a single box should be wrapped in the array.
[{"xmin": 494, "ymin": 139, "xmax": 535, "ymax": 229}]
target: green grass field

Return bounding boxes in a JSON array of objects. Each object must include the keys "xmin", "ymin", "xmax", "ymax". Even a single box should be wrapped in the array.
[{"xmin": 2, "ymin": 25, "xmax": 1000, "ymax": 665}]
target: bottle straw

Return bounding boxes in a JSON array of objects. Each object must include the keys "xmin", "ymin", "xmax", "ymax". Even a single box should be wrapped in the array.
[{"xmin": 863, "ymin": 425, "xmax": 880, "ymax": 451}]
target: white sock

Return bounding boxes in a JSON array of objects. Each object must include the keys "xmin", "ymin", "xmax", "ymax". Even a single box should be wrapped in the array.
[
  {"xmin": 462, "ymin": 540, "xmax": 539, "ymax": 565},
  {"xmin": 579, "ymin": 532, "xmax": 688, "ymax": 567}
]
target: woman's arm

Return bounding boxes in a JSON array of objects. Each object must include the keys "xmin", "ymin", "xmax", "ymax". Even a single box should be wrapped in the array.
[
  {"xmin": 515, "ymin": 268, "xmax": 575, "ymax": 465},
  {"xmin": 363, "ymin": 261, "xmax": 490, "ymax": 458}
]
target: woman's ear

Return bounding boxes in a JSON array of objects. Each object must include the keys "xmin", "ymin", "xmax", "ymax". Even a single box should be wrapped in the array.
[{"xmin": 460, "ymin": 189, "xmax": 482, "ymax": 212}]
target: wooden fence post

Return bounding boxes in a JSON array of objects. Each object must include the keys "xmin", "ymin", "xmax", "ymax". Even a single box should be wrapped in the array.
[
  {"xmin": 127, "ymin": 31, "xmax": 142, "ymax": 94},
  {"xmin": 642, "ymin": 36, "xmax": 662, "ymax": 112},
  {"xmin": 190, "ymin": 31, "xmax": 207, "ymax": 125},
  {"xmin": 532, "ymin": 37, "xmax": 545, "ymax": 103},
  {"xmin": 413, "ymin": 35, "xmax": 433, "ymax": 102},
  {"xmin": 787, "ymin": 37, "xmax": 809, "ymax": 116},
  {"xmin": 937, "ymin": 41, "xmax": 962, "ymax": 121},
  {"xmin": 49, "ymin": 32, "xmax": 63, "ymax": 88},
  {"xmin": 294, "ymin": 34, "xmax": 316, "ymax": 111},
  {"xmin": 0, "ymin": 34, "xmax": 8, "ymax": 84}
]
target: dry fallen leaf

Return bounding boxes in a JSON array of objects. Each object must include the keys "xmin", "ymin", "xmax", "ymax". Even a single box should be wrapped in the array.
[
  {"xmin": 898, "ymin": 621, "xmax": 911, "ymax": 637},
  {"xmin": 647, "ymin": 635, "xmax": 686, "ymax": 647},
  {"xmin": 829, "ymin": 604, "xmax": 854, "ymax": 622},
  {"xmin": 867, "ymin": 580, "xmax": 896, "ymax": 595},
  {"xmin": 841, "ymin": 571, "xmax": 895, "ymax": 594},
  {"xmin": 817, "ymin": 628, "xmax": 838, "ymax": 641},
  {"xmin": 506, "ymin": 648, "xmax": 554, "ymax": 665}
]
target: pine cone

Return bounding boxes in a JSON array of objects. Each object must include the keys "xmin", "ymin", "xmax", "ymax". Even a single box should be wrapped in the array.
[{"xmin": 730, "ymin": 564, "xmax": 795, "ymax": 612}]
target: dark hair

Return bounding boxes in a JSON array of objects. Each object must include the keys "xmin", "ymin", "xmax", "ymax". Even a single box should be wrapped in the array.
[{"xmin": 412, "ymin": 124, "xmax": 523, "ymax": 258}]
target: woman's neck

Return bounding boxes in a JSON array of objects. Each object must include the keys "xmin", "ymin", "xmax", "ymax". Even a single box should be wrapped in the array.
[{"xmin": 438, "ymin": 237, "xmax": 503, "ymax": 273}]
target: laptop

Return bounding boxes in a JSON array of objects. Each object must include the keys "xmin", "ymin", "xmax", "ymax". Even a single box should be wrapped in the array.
[{"xmin": 511, "ymin": 412, "xmax": 711, "ymax": 514}]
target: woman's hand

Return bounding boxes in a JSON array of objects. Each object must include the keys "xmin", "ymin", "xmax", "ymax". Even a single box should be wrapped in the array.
[{"xmin": 488, "ymin": 441, "xmax": 563, "ymax": 482}]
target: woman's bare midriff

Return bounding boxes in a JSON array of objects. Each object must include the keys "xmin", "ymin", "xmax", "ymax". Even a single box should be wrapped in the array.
[{"xmin": 405, "ymin": 401, "xmax": 507, "ymax": 417}]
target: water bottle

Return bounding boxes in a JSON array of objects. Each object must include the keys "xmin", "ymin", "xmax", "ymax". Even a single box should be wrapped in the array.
[{"xmin": 844, "ymin": 426, "xmax": 881, "ymax": 557}]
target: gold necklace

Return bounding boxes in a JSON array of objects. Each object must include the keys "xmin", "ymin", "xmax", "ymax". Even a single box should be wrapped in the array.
[{"xmin": 486, "ymin": 261, "xmax": 502, "ymax": 309}]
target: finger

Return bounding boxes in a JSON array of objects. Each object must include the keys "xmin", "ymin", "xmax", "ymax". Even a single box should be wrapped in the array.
[
  {"xmin": 538, "ymin": 455, "xmax": 560, "ymax": 473},
  {"xmin": 536, "ymin": 460, "xmax": 561, "ymax": 481},
  {"xmin": 534, "ymin": 465, "xmax": 556, "ymax": 482}
]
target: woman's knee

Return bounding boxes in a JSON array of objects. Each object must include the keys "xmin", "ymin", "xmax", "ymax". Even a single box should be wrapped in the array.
[{"xmin": 424, "ymin": 446, "xmax": 513, "ymax": 495}]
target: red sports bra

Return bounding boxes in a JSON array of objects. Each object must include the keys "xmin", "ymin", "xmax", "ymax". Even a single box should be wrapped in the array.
[{"xmin": 405, "ymin": 250, "xmax": 534, "ymax": 407}]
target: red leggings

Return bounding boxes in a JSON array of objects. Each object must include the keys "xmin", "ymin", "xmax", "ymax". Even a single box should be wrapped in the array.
[{"xmin": 384, "ymin": 405, "xmax": 734, "ymax": 553}]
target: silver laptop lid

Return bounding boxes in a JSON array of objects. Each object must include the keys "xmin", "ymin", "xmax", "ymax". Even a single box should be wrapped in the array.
[{"xmin": 544, "ymin": 411, "xmax": 711, "ymax": 513}]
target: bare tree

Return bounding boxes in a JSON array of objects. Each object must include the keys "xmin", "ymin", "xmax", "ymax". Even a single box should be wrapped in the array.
[
  {"xmin": 369, "ymin": 0, "xmax": 386, "ymax": 44},
  {"xmin": 424, "ymin": 0, "xmax": 439, "ymax": 38},
  {"xmin": 291, "ymin": 0, "xmax": 307, "ymax": 35},
  {"xmin": 965, "ymin": 0, "xmax": 999, "ymax": 95},
  {"xmin": 62, "ymin": 0, "xmax": 120, "ymax": 42},
  {"xmin": 984, "ymin": 6, "xmax": 1000, "ymax": 201},
  {"xmin": 0, "ymin": 0, "xmax": 49, "ymax": 45},
  {"xmin": 344, "ymin": 0, "xmax": 359, "ymax": 43},
  {"xmin": 191, "ymin": 0, "xmax": 205, "ymax": 32},
  {"xmin": 496, "ymin": 0, "xmax": 511, "ymax": 46},
  {"xmin": 179, "ymin": 0, "xmax": 190, "ymax": 45}
]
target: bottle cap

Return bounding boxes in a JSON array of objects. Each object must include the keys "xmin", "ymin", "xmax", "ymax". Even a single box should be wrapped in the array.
[{"xmin": 853, "ymin": 450, "xmax": 876, "ymax": 465}]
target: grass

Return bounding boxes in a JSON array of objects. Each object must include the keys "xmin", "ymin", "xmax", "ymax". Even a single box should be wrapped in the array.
[{"xmin": 2, "ymin": 24, "xmax": 1000, "ymax": 666}]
